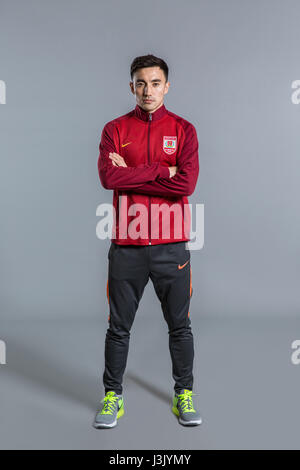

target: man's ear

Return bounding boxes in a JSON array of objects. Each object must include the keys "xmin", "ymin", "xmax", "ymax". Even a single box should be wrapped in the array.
[
  {"xmin": 164, "ymin": 81, "xmax": 170, "ymax": 96},
  {"xmin": 129, "ymin": 81, "xmax": 135, "ymax": 95}
]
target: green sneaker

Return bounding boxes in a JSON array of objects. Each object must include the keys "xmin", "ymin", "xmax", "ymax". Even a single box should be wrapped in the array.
[
  {"xmin": 172, "ymin": 389, "xmax": 202, "ymax": 426},
  {"xmin": 93, "ymin": 391, "xmax": 124, "ymax": 429}
]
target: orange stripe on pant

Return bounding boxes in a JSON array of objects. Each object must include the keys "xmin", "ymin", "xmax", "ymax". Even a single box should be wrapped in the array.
[
  {"xmin": 188, "ymin": 266, "xmax": 192, "ymax": 318},
  {"xmin": 106, "ymin": 278, "xmax": 110, "ymax": 322}
]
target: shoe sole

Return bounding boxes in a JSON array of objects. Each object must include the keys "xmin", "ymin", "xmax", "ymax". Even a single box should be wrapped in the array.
[
  {"xmin": 172, "ymin": 406, "xmax": 202, "ymax": 426},
  {"xmin": 93, "ymin": 406, "xmax": 124, "ymax": 429}
]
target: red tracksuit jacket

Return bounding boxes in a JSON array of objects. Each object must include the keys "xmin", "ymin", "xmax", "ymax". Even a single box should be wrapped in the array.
[{"xmin": 98, "ymin": 103, "xmax": 199, "ymax": 245}]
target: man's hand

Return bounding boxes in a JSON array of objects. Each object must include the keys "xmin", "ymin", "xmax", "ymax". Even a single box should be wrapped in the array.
[
  {"xmin": 168, "ymin": 166, "xmax": 178, "ymax": 178},
  {"xmin": 109, "ymin": 152, "xmax": 127, "ymax": 167}
]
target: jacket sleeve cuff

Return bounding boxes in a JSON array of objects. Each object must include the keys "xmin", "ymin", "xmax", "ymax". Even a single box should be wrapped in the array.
[{"xmin": 159, "ymin": 165, "xmax": 170, "ymax": 179}]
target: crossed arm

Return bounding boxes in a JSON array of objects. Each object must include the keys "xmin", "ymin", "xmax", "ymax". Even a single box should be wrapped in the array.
[
  {"xmin": 98, "ymin": 121, "xmax": 199, "ymax": 197},
  {"xmin": 98, "ymin": 121, "xmax": 171, "ymax": 191}
]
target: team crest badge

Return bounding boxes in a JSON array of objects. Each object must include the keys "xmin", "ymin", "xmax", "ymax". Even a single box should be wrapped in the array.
[{"xmin": 163, "ymin": 136, "xmax": 177, "ymax": 155}]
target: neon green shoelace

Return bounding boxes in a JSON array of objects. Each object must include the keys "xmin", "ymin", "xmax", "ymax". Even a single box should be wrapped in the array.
[
  {"xmin": 177, "ymin": 389, "xmax": 196, "ymax": 413},
  {"xmin": 100, "ymin": 392, "xmax": 119, "ymax": 415}
]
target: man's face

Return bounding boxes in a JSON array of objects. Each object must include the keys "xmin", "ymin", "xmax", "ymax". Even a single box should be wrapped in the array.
[{"xmin": 130, "ymin": 66, "xmax": 170, "ymax": 113}]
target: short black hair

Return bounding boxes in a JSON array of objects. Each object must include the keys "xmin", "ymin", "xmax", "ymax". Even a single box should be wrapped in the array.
[{"xmin": 130, "ymin": 54, "xmax": 169, "ymax": 82}]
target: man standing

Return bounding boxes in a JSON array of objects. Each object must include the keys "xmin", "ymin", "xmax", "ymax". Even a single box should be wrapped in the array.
[{"xmin": 94, "ymin": 54, "xmax": 201, "ymax": 428}]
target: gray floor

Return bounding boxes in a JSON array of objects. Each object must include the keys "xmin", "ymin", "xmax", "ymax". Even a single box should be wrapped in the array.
[{"xmin": 1, "ymin": 313, "xmax": 300, "ymax": 450}]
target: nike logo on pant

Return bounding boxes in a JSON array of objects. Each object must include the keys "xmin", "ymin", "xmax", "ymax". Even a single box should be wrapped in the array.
[{"xmin": 178, "ymin": 260, "xmax": 189, "ymax": 270}]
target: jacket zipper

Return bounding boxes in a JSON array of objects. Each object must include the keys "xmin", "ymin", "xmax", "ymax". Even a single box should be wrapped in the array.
[{"xmin": 148, "ymin": 112, "xmax": 152, "ymax": 245}]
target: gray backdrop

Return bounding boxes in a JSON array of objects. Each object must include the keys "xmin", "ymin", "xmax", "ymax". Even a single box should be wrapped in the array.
[{"xmin": 0, "ymin": 0, "xmax": 299, "ymax": 450}]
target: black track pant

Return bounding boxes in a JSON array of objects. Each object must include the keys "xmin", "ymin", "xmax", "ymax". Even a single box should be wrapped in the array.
[{"xmin": 103, "ymin": 241, "xmax": 194, "ymax": 395}]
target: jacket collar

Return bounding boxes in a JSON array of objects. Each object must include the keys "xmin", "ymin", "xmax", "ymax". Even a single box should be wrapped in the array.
[{"xmin": 134, "ymin": 103, "xmax": 167, "ymax": 122}]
